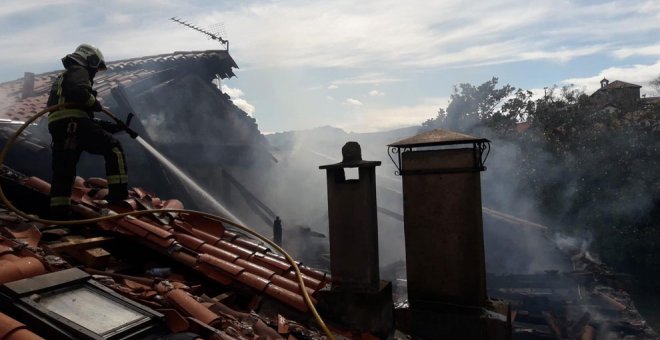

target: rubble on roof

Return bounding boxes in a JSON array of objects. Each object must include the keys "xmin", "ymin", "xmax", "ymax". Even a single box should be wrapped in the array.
[
  {"xmin": 0, "ymin": 165, "xmax": 332, "ymax": 339},
  {"xmin": 483, "ymin": 220, "xmax": 659, "ymax": 340}
]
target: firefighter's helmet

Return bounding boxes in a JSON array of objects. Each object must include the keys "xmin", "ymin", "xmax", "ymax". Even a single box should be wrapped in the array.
[{"xmin": 68, "ymin": 43, "xmax": 107, "ymax": 71}]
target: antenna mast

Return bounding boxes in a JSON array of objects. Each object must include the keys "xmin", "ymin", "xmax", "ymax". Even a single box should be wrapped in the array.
[{"xmin": 171, "ymin": 17, "xmax": 229, "ymax": 51}]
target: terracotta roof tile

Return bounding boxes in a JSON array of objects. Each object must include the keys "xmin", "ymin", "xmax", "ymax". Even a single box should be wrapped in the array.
[
  {"xmin": 235, "ymin": 258, "xmax": 276, "ymax": 279},
  {"xmin": 282, "ymin": 271, "xmax": 323, "ymax": 291},
  {"xmin": 0, "ymin": 240, "xmax": 46, "ymax": 284},
  {"xmin": 222, "ymin": 230, "xmax": 240, "ymax": 241},
  {"xmin": 264, "ymin": 284, "xmax": 310, "ymax": 312},
  {"xmin": 144, "ymin": 233, "xmax": 177, "ymax": 249},
  {"xmin": 21, "ymin": 177, "xmax": 51, "ymax": 194},
  {"xmin": 299, "ymin": 266, "xmax": 328, "ymax": 283},
  {"xmin": 166, "ymin": 289, "xmax": 222, "ymax": 326},
  {"xmin": 252, "ymin": 252, "xmax": 291, "ymax": 272},
  {"xmin": 197, "ymin": 264, "xmax": 233, "ymax": 285},
  {"xmin": 197, "ymin": 253, "xmax": 245, "ymax": 276},
  {"xmin": 173, "ymin": 232, "xmax": 206, "ymax": 250},
  {"xmin": 198, "ymin": 243, "xmax": 240, "ymax": 263},
  {"xmin": 3, "ymin": 224, "xmax": 41, "ymax": 248},
  {"xmin": 7, "ymin": 174, "xmax": 330, "ymax": 313},
  {"xmin": 270, "ymin": 274, "xmax": 315, "ymax": 297},
  {"xmin": 0, "ymin": 312, "xmax": 44, "ymax": 340},
  {"xmin": 170, "ymin": 250, "xmax": 197, "ymax": 267},
  {"xmin": 216, "ymin": 239, "xmax": 256, "ymax": 259},
  {"xmin": 159, "ymin": 308, "xmax": 190, "ymax": 333},
  {"xmin": 118, "ymin": 218, "xmax": 173, "ymax": 239},
  {"xmin": 233, "ymin": 236, "xmax": 270, "ymax": 253},
  {"xmin": 235, "ymin": 271, "xmax": 270, "ymax": 291},
  {"xmin": 188, "ymin": 227, "xmax": 223, "ymax": 246}
]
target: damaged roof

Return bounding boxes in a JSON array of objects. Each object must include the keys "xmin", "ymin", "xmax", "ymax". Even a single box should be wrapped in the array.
[
  {"xmin": 0, "ymin": 165, "xmax": 331, "ymax": 339},
  {"xmin": 0, "ymin": 50, "xmax": 238, "ymax": 122}
]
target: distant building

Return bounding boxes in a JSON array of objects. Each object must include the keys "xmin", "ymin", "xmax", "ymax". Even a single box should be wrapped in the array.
[{"xmin": 590, "ymin": 78, "xmax": 641, "ymax": 111}]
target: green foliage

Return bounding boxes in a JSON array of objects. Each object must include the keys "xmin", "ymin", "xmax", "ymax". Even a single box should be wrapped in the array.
[
  {"xmin": 423, "ymin": 77, "xmax": 518, "ymax": 133},
  {"xmin": 424, "ymin": 78, "xmax": 660, "ymax": 283}
]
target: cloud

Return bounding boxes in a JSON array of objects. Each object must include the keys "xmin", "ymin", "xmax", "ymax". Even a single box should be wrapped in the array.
[
  {"xmin": 369, "ymin": 90, "xmax": 385, "ymax": 97},
  {"xmin": 210, "ymin": 0, "xmax": 660, "ymax": 69},
  {"xmin": 331, "ymin": 73, "xmax": 402, "ymax": 86},
  {"xmin": 231, "ymin": 98, "xmax": 256, "ymax": 115},
  {"xmin": 562, "ymin": 60, "xmax": 660, "ymax": 95},
  {"xmin": 327, "ymin": 84, "xmax": 338, "ymax": 90},
  {"xmin": 0, "ymin": 0, "xmax": 76, "ymax": 19},
  {"xmin": 106, "ymin": 13, "xmax": 133, "ymax": 25},
  {"xmin": 220, "ymin": 84, "xmax": 245, "ymax": 98},
  {"xmin": 219, "ymin": 83, "xmax": 255, "ymax": 115},
  {"xmin": 519, "ymin": 45, "xmax": 609, "ymax": 63},
  {"xmin": 326, "ymin": 95, "xmax": 335, "ymax": 101},
  {"xmin": 612, "ymin": 44, "xmax": 660, "ymax": 59},
  {"xmin": 344, "ymin": 98, "xmax": 363, "ymax": 107},
  {"xmin": 2, "ymin": 0, "xmax": 660, "ymax": 79},
  {"xmin": 337, "ymin": 97, "xmax": 448, "ymax": 132}
]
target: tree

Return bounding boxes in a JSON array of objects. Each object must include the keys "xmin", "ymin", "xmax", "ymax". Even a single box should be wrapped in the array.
[
  {"xmin": 422, "ymin": 78, "xmax": 660, "ymax": 287},
  {"xmin": 444, "ymin": 77, "xmax": 515, "ymax": 131},
  {"xmin": 651, "ymin": 74, "xmax": 660, "ymax": 95},
  {"xmin": 422, "ymin": 77, "xmax": 517, "ymax": 133}
]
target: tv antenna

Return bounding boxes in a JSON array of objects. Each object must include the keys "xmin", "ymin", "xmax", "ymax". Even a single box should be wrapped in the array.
[{"xmin": 171, "ymin": 17, "xmax": 229, "ymax": 51}]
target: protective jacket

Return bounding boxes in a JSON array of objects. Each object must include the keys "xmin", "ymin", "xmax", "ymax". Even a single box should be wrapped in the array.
[
  {"xmin": 46, "ymin": 61, "xmax": 128, "ymax": 218},
  {"xmin": 47, "ymin": 64, "xmax": 100, "ymax": 123}
]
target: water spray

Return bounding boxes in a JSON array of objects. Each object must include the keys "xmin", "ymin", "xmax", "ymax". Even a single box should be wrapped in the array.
[
  {"xmin": 134, "ymin": 136, "xmax": 242, "ymax": 223},
  {"xmin": 98, "ymin": 108, "xmax": 242, "ymax": 222}
]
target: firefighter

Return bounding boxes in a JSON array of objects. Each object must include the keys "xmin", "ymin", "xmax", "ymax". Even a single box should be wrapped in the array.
[
  {"xmin": 46, "ymin": 43, "xmax": 129, "ymax": 219},
  {"xmin": 273, "ymin": 216, "xmax": 282, "ymax": 246}
]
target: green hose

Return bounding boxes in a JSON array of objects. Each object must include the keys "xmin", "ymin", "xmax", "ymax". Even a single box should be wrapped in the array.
[{"xmin": 0, "ymin": 104, "xmax": 335, "ymax": 339}]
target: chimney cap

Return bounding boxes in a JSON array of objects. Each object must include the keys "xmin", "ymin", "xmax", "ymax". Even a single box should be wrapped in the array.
[
  {"xmin": 388, "ymin": 129, "xmax": 489, "ymax": 149},
  {"xmin": 319, "ymin": 141, "xmax": 381, "ymax": 169}
]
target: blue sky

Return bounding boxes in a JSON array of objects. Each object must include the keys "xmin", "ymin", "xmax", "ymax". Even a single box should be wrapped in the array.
[{"xmin": 1, "ymin": 0, "xmax": 659, "ymax": 133}]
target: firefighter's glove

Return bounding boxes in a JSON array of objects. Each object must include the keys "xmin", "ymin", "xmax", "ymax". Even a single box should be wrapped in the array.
[
  {"xmin": 126, "ymin": 128, "xmax": 139, "ymax": 139},
  {"xmin": 94, "ymin": 118, "xmax": 124, "ymax": 134},
  {"xmin": 91, "ymin": 99, "xmax": 103, "ymax": 112}
]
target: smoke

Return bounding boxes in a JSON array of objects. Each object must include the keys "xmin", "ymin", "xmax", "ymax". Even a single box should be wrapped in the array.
[
  {"xmin": 477, "ymin": 134, "xmax": 575, "ymax": 274},
  {"xmin": 262, "ymin": 126, "xmax": 414, "ymax": 268},
  {"xmin": 0, "ymin": 87, "xmax": 13, "ymax": 113},
  {"xmin": 260, "ymin": 121, "xmax": 594, "ymax": 276},
  {"xmin": 142, "ymin": 109, "xmax": 179, "ymax": 144}
]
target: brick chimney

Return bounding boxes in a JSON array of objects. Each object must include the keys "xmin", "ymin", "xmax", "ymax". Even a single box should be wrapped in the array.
[
  {"xmin": 388, "ymin": 129, "xmax": 497, "ymax": 339},
  {"xmin": 319, "ymin": 141, "xmax": 381, "ymax": 292},
  {"xmin": 317, "ymin": 141, "xmax": 393, "ymax": 337}
]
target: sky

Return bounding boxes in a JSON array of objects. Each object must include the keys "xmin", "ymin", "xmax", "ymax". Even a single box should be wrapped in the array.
[{"xmin": 1, "ymin": 0, "xmax": 659, "ymax": 133}]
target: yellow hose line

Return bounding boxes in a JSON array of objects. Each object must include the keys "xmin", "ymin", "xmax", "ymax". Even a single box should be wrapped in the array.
[{"xmin": 0, "ymin": 104, "xmax": 335, "ymax": 339}]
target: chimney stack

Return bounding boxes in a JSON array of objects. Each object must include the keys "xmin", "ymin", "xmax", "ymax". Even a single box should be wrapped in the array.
[
  {"xmin": 317, "ymin": 141, "xmax": 393, "ymax": 336},
  {"xmin": 21, "ymin": 72, "xmax": 35, "ymax": 99},
  {"xmin": 389, "ymin": 129, "xmax": 500, "ymax": 339},
  {"xmin": 319, "ymin": 141, "xmax": 381, "ymax": 291}
]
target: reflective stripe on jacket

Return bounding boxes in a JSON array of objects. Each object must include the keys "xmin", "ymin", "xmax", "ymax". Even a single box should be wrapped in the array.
[{"xmin": 47, "ymin": 65, "xmax": 97, "ymax": 124}]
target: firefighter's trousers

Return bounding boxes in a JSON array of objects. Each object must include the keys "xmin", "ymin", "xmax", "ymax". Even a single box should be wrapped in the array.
[{"xmin": 48, "ymin": 117, "xmax": 128, "ymax": 217}]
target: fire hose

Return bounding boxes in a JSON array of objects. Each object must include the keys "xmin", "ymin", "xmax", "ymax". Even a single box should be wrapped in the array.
[{"xmin": 0, "ymin": 104, "xmax": 335, "ymax": 340}]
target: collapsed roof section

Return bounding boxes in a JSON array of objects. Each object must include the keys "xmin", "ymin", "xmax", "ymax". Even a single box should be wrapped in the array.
[
  {"xmin": 0, "ymin": 50, "xmax": 238, "ymax": 122},
  {"xmin": 0, "ymin": 49, "xmax": 276, "ymax": 227}
]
